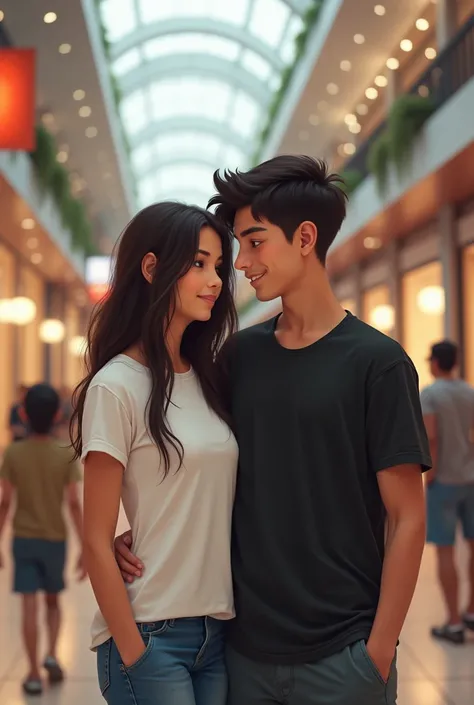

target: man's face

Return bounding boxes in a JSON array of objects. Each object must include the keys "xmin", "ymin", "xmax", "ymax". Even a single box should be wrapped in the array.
[{"xmin": 233, "ymin": 207, "xmax": 304, "ymax": 302}]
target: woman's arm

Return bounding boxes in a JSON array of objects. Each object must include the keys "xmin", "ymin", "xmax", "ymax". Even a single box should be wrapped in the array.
[{"xmin": 83, "ymin": 451, "xmax": 145, "ymax": 666}]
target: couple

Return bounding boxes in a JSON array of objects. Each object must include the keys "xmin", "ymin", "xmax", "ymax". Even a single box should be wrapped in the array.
[{"xmin": 73, "ymin": 155, "xmax": 431, "ymax": 705}]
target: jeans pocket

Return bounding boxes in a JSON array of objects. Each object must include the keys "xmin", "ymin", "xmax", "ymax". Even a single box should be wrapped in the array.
[
  {"xmin": 97, "ymin": 639, "xmax": 112, "ymax": 695},
  {"xmin": 122, "ymin": 633, "xmax": 153, "ymax": 673},
  {"xmin": 358, "ymin": 640, "xmax": 387, "ymax": 687}
]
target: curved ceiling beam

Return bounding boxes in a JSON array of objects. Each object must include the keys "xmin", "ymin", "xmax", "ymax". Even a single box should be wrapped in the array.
[
  {"xmin": 136, "ymin": 154, "xmax": 247, "ymax": 180},
  {"xmin": 129, "ymin": 117, "xmax": 254, "ymax": 155},
  {"xmin": 110, "ymin": 17, "xmax": 285, "ymax": 71},
  {"xmin": 118, "ymin": 54, "xmax": 271, "ymax": 105}
]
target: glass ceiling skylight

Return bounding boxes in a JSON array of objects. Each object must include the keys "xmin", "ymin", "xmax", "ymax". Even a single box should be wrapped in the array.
[{"xmin": 99, "ymin": 0, "xmax": 313, "ymax": 209}]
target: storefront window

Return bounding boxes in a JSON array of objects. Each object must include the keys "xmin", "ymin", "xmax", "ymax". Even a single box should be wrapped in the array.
[
  {"xmin": 362, "ymin": 285, "xmax": 394, "ymax": 335},
  {"xmin": 0, "ymin": 244, "xmax": 15, "ymax": 449},
  {"xmin": 462, "ymin": 244, "xmax": 474, "ymax": 385},
  {"xmin": 402, "ymin": 261, "xmax": 444, "ymax": 390}
]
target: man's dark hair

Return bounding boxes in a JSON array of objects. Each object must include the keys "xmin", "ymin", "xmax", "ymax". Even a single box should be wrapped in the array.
[
  {"xmin": 24, "ymin": 383, "xmax": 60, "ymax": 434},
  {"xmin": 430, "ymin": 341, "xmax": 458, "ymax": 372},
  {"xmin": 208, "ymin": 155, "xmax": 347, "ymax": 265}
]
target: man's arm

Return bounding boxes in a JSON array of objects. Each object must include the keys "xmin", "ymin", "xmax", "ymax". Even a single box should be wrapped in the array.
[
  {"xmin": 367, "ymin": 464, "xmax": 426, "ymax": 680},
  {"xmin": 0, "ymin": 479, "xmax": 14, "ymax": 568}
]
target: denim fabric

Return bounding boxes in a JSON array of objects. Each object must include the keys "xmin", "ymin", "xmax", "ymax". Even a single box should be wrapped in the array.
[
  {"xmin": 97, "ymin": 617, "xmax": 227, "ymax": 705},
  {"xmin": 427, "ymin": 481, "xmax": 474, "ymax": 545}
]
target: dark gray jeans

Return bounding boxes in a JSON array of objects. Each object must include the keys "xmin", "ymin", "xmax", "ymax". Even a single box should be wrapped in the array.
[{"xmin": 226, "ymin": 640, "xmax": 397, "ymax": 705}]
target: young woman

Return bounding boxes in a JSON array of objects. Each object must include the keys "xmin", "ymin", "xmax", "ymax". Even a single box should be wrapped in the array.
[{"xmin": 71, "ymin": 202, "xmax": 239, "ymax": 705}]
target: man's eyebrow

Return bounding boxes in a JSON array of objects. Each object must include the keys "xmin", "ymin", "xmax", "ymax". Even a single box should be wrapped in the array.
[{"xmin": 235, "ymin": 226, "xmax": 268, "ymax": 238}]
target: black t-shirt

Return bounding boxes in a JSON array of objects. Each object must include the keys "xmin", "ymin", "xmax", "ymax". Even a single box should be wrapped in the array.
[{"xmin": 222, "ymin": 312, "xmax": 431, "ymax": 665}]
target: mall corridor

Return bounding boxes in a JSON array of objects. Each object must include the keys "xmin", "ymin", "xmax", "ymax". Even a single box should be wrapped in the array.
[{"xmin": 0, "ymin": 526, "xmax": 473, "ymax": 705}]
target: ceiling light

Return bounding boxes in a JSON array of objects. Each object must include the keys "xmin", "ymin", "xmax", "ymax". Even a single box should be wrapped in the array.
[
  {"xmin": 337, "ymin": 144, "xmax": 347, "ymax": 157},
  {"xmin": 354, "ymin": 34, "xmax": 365, "ymax": 45},
  {"xmin": 0, "ymin": 10, "xmax": 4, "ymax": 21},
  {"xmin": 416, "ymin": 18, "xmax": 430, "ymax": 31},
  {"xmin": 73, "ymin": 89, "xmax": 85, "ymax": 101},
  {"xmin": 41, "ymin": 112, "xmax": 55, "ymax": 128},
  {"xmin": 21, "ymin": 218, "xmax": 35, "ymax": 230},
  {"xmin": 327, "ymin": 83, "xmax": 339, "ymax": 95},
  {"xmin": 386, "ymin": 57, "xmax": 400, "ymax": 70},
  {"xmin": 317, "ymin": 100, "xmax": 328, "ymax": 111},
  {"xmin": 39, "ymin": 319, "xmax": 65, "ymax": 344},
  {"xmin": 418, "ymin": 85, "xmax": 430, "ymax": 97},
  {"xmin": 365, "ymin": 87, "xmax": 379, "ymax": 100},
  {"xmin": 86, "ymin": 126, "xmax": 98, "ymax": 138},
  {"xmin": 27, "ymin": 237, "xmax": 38, "ymax": 249},
  {"xmin": 374, "ymin": 75, "xmax": 388, "ymax": 87},
  {"xmin": 374, "ymin": 4, "xmax": 386, "ymax": 15},
  {"xmin": 356, "ymin": 103, "xmax": 369, "ymax": 115},
  {"xmin": 400, "ymin": 39, "xmax": 413, "ymax": 52},
  {"xmin": 8, "ymin": 297, "xmax": 37, "ymax": 326},
  {"xmin": 425, "ymin": 47, "xmax": 437, "ymax": 60},
  {"xmin": 59, "ymin": 43, "xmax": 71, "ymax": 54},
  {"xmin": 364, "ymin": 236, "xmax": 382, "ymax": 250},
  {"xmin": 343, "ymin": 143, "xmax": 356, "ymax": 155},
  {"xmin": 31, "ymin": 253, "xmax": 43, "ymax": 265},
  {"xmin": 340, "ymin": 60, "xmax": 352, "ymax": 71},
  {"xmin": 344, "ymin": 113, "xmax": 358, "ymax": 125},
  {"xmin": 79, "ymin": 105, "xmax": 92, "ymax": 118},
  {"xmin": 309, "ymin": 114, "xmax": 320, "ymax": 126},
  {"xmin": 44, "ymin": 12, "xmax": 57, "ymax": 23},
  {"xmin": 299, "ymin": 130, "xmax": 309, "ymax": 141},
  {"xmin": 56, "ymin": 150, "xmax": 68, "ymax": 163},
  {"xmin": 349, "ymin": 123, "xmax": 362, "ymax": 134}
]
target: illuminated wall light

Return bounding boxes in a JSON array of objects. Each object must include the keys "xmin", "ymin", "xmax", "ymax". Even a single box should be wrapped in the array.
[
  {"xmin": 73, "ymin": 89, "xmax": 85, "ymax": 101},
  {"xmin": 0, "ymin": 10, "xmax": 5, "ymax": 21},
  {"xmin": 21, "ymin": 218, "xmax": 35, "ymax": 230},
  {"xmin": 344, "ymin": 113, "xmax": 358, "ymax": 125},
  {"xmin": 327, "ymin": 82, "xmax": 339, "ymax": 95},
  {"xmin": 79, "ymin": 105, "xmax": 92, "ymax": 118},
  {"xmin": 309, "ymin": 114, "xmax": 320, "ymax": 126},
  {"xmin": 416, "ymin": 18, "xmax": 430, "ymax": 31},
  {"xmin": 374, "ymin": 4, "xmax": 386, "ymax": 15},
  {"xmin": 31, "ymin": 253, "xmax": 43, "ymax": 265},
  {"xmin": 337, "ymin": 144, "xmax": 347, "ymax": 157},
  {"xmin": 374, "ymin": 75, "xmax": 388, "ymax": 87},
  {"xmin": 349, "ymin": 123, "xmax": 362, "ymax": 134},
  {"xmin": 340, "ymin": 60, "xmax": 352, "ymax": 71},
  {"xmin": 354, "ymin": 34, "xmax": 365, "ymax": 44},
  {"xmin": 86, "ymin": 126, "xmax": 98, "ymax": 138},
  {"xmin": 343, "ymin": 143, "xmax": 356, "ymax": 155},
  {"xmin": 365, "ymin": 87, "xmax": 379, "ymax": 100},
  {"xmin": 59, "ymin": 43, "xmax": 71, "ymax": 54},
  {"xmin": 416, "ymin": 285, "xmax": 445, "ymax": 314},
  {"xmin": 27, "ymin": 237, "xmax": 38, "ymax": 249},
  {"xmin": 370, "ymin": 304, "xmax": 395, "ymax": 332},
  {"xmin": 400, "ymin": 39, "xmax": 413, "ymax": 52},
  {"xmin": 425, "ymin": 47, "xmax": 437, "ymax": 60},
  {"xmin": 69, "ymin": 335, "xmax": 87, "ymax": 357},
  {"xmin": 356, "ymin": 103, "xmax": 369, "ymax": 116},
  {"xmin": 386, "ymin": 57, "xmax": 400, "ymax": 70},
  {"xmin": 9, "ymin": 297, "xmax": 37, "ymax": 325},
  {"xmin": 39, "ymin": 319, "xmax": 66, "ymax": 344},
  {"xmin": 44, "ymin": 12, "xmax": 57, "ymax": 23},
  {"xmin": 0, "ymin": 299, "xmax": 14, "ymax": 323}
]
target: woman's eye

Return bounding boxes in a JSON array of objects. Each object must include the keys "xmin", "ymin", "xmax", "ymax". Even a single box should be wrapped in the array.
[
  {"xmin": 193, "ymin": 260, "xmax": 204, "ymax": 268},
  {"xmin": 251, "ymin": 240, "xmax": 262, "ymax": 249}
]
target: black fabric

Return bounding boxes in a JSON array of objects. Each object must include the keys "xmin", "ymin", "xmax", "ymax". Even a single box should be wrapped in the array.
[{"xmin": 223, "ymin": 313, "xmax": 431, "ymax": 665}]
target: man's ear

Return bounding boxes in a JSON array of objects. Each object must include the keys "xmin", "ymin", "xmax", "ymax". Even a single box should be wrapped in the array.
[
  {"xmin": 141, "ymin": 253, "xmax": 158, "ymax": 283},
  {"xmin": 299, "ymin": 221, "xmax": 318, "ymax": 257}
]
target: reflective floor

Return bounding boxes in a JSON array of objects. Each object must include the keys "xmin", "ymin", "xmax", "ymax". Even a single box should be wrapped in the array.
[{"xmin": 0, "ymin": 522, "xmax": 473, "ymax": 704}]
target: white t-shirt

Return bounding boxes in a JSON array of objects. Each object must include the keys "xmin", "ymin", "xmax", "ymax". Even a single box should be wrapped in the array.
[{"xmin": 81, "ymin": 354, "xmax": 238, "ymax": 649}]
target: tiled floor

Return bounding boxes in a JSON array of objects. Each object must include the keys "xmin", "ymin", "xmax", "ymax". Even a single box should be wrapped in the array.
[{"xmin": 0, "ymin": 524, "xmax": 473, "ymax": 704}]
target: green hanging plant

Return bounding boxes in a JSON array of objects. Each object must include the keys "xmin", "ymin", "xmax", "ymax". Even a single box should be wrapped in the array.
[
  {"xmin": 368, "ymin": 130, "xmax": 391, "ymax": 196},
  {"xmin": 30, "ymin": 125, "xmax": 57, "ymax": 192},
  {"xmin": 340, "ymin": 169, "xmax": 364, "ymax": 196},
  {"xmin": 388, "ymin": 94, "xmax": 434, "ymax": 176},
  {"xmin": 50, "ymin": 164, "xmax": 70, "ymax": 210}
]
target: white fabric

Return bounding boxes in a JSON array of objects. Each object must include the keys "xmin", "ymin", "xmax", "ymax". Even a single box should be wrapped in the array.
[{"xmin": 81, "ymin": 355, "xmax": 238, "ymax": 649}]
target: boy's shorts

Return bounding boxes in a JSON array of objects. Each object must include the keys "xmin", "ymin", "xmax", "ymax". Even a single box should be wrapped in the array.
[
  {"xmin": 12, "ymin": 537, "xmax": 66, "ymax": 594},
  {"xmin": 426, "ymin": 481, "xmax": 474, "ymax": 546}
]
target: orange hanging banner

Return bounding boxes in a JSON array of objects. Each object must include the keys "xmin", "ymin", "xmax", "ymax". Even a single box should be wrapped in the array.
[{"xmin": 0, "ymin": 48, "xmax": 35, "ymax": 150}]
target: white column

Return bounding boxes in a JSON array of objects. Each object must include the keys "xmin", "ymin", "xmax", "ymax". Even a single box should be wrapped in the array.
[
  {"xmin": 439, "ymin": 204, "xmax": 460, "ymax": 342},
  {"xmin": 436, "ymin": 0, "xmax": 457, "ymax": 50}
]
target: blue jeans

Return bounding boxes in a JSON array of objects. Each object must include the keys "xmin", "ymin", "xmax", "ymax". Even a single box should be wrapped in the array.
[
  {"xmin": 97, "ymin": 617, "xmax": 227, "ymax": 705},
  {"xmin": 427, "ymin": 481, "xmax": 474, "ymax": 545}
]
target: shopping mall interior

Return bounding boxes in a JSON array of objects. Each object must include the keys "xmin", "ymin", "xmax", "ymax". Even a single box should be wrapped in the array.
[{"xmin": 1, "ymin": 0, "xmax": 474, "ymax": 703}]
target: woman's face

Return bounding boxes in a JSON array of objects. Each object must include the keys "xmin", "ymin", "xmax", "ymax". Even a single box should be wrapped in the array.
[{"xmin": 174, "ymin": 226, "xmax": 224, "ymax": 325}]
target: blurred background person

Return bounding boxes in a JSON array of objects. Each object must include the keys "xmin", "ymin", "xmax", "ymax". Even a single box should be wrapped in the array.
[
  {"xmin": 8, "ymin": 384, "xmax": 29, "ymax": 442},
  {"xmin": 421, "ymin": 341, "xmax": 474, "ymax": 644},
  {"xmin": 0, "ymin": 383, "xmax": 86, "ymax": 696}
]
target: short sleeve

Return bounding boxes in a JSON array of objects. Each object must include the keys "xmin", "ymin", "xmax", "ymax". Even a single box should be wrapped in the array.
[
  {"xmin": 0, "ymin": 445, "xmax": 14, "ymax": 483},
  {"xmin": 420, "ymin": 386, "xmax": 435, "ymax": 415},
  {"xmin": 81, "ymin": 384, "xmax": 132, "ymax": 469},
  {"xmin": 366, "ymin": 360, "xmax": 432, "ymax": 473}
]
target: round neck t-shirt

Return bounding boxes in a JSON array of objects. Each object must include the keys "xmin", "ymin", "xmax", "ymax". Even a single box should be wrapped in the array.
[{"xmin": 81, "ymin": 354, "xmax": 238, "ymax": 650}]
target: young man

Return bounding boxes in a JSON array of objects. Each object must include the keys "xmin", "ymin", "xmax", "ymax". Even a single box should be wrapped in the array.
[
  {"xmin": 421, "ymin": 340, "xmax": 474, "ymax": 644},
  {"xmin": 0, "ymin": 383, "xmax": 86, "ymax": 695},
  {"xmin": 115, "ymin": 156, "xmax": 430, "ymax": 704}
]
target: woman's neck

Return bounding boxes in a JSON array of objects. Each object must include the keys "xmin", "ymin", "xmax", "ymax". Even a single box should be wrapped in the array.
[{"xmin": 125, "ymin": 318, "xmax": 190, "ymax": 373}]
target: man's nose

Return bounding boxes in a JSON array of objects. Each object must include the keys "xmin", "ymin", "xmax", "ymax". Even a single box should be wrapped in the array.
[{"xmin": 234, "ymin": 252, "xmax": 250, "ymax": 271}]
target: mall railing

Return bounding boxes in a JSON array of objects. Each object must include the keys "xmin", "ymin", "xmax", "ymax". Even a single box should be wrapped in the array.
[{"xmin": 344, "ymin": 12, "xmax": 474, "ymax": 180}]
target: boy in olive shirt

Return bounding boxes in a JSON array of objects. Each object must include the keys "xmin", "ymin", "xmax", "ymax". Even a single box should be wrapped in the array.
[{"xmin": 0, "ymin": 384, "xmax": 85, "ymax": 695}]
